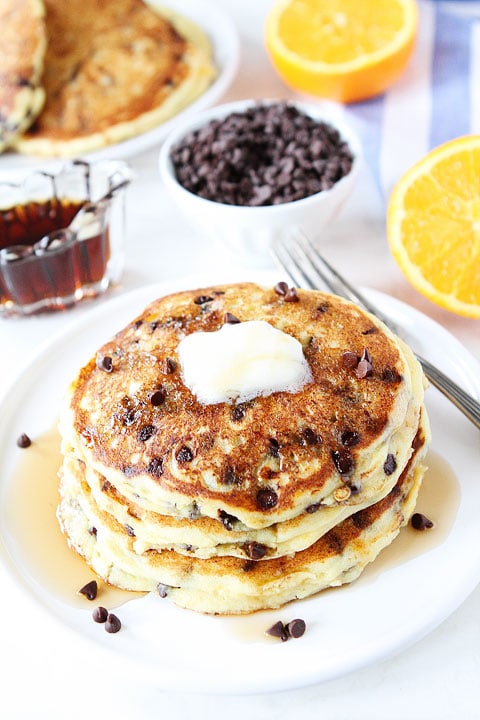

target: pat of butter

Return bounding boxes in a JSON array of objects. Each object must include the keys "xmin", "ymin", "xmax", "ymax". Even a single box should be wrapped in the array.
[{"xmin": 177, "ymin": 320, "xmax": 312, "ymax": 405}]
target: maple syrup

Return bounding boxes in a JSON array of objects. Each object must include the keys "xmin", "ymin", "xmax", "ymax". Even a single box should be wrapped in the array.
[{"xmin": 0, "ymin": 160, "xmax": 131, "ymax": 317}]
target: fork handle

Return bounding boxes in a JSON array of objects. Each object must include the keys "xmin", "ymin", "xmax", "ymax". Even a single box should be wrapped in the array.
[{"xmin": 417, "ymin": 354, "xmax": 480, "ymax": 430}]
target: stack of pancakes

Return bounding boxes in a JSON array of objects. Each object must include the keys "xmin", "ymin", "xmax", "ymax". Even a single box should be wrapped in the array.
[
  {"xmin": 57, "ymin": 282, "xmax": 430, "ymax": 614},
  {"xmin": 1, "ymin": 0, "xmax": 215, "ymax": 156}
]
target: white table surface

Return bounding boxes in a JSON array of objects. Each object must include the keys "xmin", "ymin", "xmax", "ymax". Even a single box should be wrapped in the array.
[{"xmin": 2, "ymin": 2, "xmax": 480, "ymax": 718}]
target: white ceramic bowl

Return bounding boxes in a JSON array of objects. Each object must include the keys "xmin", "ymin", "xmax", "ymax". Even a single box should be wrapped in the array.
[{"xmin": 158, "ymin": 99, "xmax": 361, "ymax": 264}]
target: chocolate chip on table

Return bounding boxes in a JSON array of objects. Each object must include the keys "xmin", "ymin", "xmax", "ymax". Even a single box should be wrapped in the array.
[
  {"xmin": 411, "ymin": 512, "xmax": 434, "ymax": 530},
  {"xmin": 170, "ymin": 101, "xmax": 353, "ymax": 207},
  {"xmin": 16, "ymin": 433, "xmax": 31, "ymax": 448},
  {"xmin": 92, "ymin": 606, "xmax": 108, "ymax": 623},
  {"xmin": 105, "ymin": 613, "xmax": 122, "ymax": 633},
  {"xmin": 96, "ymin": 355, "xmax": 113, "ymax": 372},
  {"xmin": 256, "ymin": 487, "xmax": 278, "ymax": 510},
  {"xmin": 78, "ymin": 580, "xmax": 98, "ymax": 601}
]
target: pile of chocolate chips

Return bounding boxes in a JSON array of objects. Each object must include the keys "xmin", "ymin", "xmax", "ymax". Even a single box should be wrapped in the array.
[{"xmin": 170, "ymin": 102, "xmax": 354, "ymax": 206}]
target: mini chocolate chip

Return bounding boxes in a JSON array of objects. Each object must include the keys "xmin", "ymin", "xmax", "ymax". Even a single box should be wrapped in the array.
[
  {"xmin": 242, "ymin": 560, "xmax": 256, "ymax": 572},
  {"xmin": 92, "ymin": 606, "xmax": 108, "ymax": 623},
  {"xmin": 163, "ymin": 357, "xmax": 177, "ymax": 374},
  {"xmin": 268, "ymin": 438, "xmax": 280, "ymax": 457},
  {"xmin": 256, "ymin": 487, "xmax": 278, "ymax": 510},
  {"xmin": 157, "ymin": 583, "xmax": 170, "ymax": 598},
  {"xmin": 150, "ymin": 388, "xmax": 166, "ymax": 406},
  {"xmin": 331, "ymin": 449, "xmax": 354, "ymax": 476},
  {"xmin": 306, "ymin": 502, "xmax": 321, "ymax": 514},
  {"xmin": 176, "ymin": 445, "xmax": 194, "ymax": 462},
  {"xmin": 284, "ymin": 287, "xmax": 299, "ymax": 303},
  {"xmin": 224, "ymin": 312, "xmax": 241, "ymax": 324},
  {"xmin": 245, "ymin": 542, "xmax": 267, "ymax": 560},
  {"xmin": 194, "ymin": 295, "xmax": 214, "ymax": 305},
  {"xmin": 97, "ymin": 355, "xmax": 113, "ymax": 373},
  {"xmin": 265, "ymin": 620, "xmax": 288, "ymax": 642},
  {"xmin": 384, "ymin": 453, "xmax": 397, "ymax": 475},
  {"xmin": 138, "ymin": 424, "xmax": 156, "ymax": 442},
  {"xmin": 222, "ymin": 466, "xmax": 238, "ymax": 484},
  {"xmin": 411, "ymin": 512, "xmax": 434, "ymax": 531},
  {"xmin": 362, "ymin": 327, "xmax": 378, "ymax": 335},
  {"xmin": 341, "ymin": 351, "xmax": 358, "ymax": 369},
  {"xmin": 356, "ymin": 358, "xmax": 373, "ymax": 379},
  {"xmin": 147, "ymin": 456, "xmax": 163, "ymax": 476},
  {"xmin": 302, "ymin": 427, "xmax": 322, "ymax": 446},
  {"xmin": 78, "ymin": 580, "xmax": 98, "ymax": 601},
  {"xmin": 88, "ymin": 526, "xmax": 97, "ymax": 536},
  {"xmin": 231, "ymin": 405, "xmax": 246, "ymax": 422},
  {"xmin": 286, "ymin": 618, "xmax": 306, "ymax": 639},
  {"xmin": 16, "ymin": 433, "xmax": 31, "ymax": 448},
  {"xmin": 316, "ymin": 302, "xmax": 329, "ymax": 313},
  {"xmin": 125, "ymin": 524, "xmax": 135, "ymax": 537},
  {"xmin": 340, "ymin": 430, "xmax": 361, "ymax": 447},
  {"xmin": 218, "ymin": 509, "xmax": 238, "ymax": 530},
  {"xmin": 274, "ymin": 281, "xmax": 289, "ymax": 296},
  {"xmin": 381, "ymin": 367, "xmax": 400, "ymax": 382},
  {"xmin": 105, "ymin": 613, "xmax": 121, "ymax": 633}
]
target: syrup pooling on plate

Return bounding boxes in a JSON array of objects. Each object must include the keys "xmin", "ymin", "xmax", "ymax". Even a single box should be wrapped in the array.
[
  {"xmin": 6, "ymin": 426, "xmax": 141, "ymax": 610},
  {"xmin": 5, "ymin": 429, "xmax": 459, "ymax": 621}
]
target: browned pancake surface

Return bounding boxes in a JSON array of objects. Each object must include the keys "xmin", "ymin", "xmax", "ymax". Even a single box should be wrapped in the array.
[
  {"xmin": 22, "ymin": 0, "xmax": 191, "ymax": 140},
  {"xmin": 68, "ymin": 283, "xmax": 412, "ymax": 522}
]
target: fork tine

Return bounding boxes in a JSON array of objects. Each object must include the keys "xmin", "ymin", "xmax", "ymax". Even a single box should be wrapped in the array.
[
  {"xmin": 271, "ymin": 235, "xmax": 316, "ymax": 291},
  {"xmin": 292, "ymin": 233, "xmax": 377, "ymax": 314}
]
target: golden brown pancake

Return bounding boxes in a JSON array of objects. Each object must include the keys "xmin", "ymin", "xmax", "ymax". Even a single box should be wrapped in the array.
[
  {"xmin": 0, "ymin": 0, "xmax": 46, "ymax": 151},
  {"xmin": 14, "ymin": 0, "xmax": 216, "ymax": 156},
  {"xmin": 57, "ymin": 416, "xmax": 428, "ymax": 614},
  {"xmin": 60, "ymin": 283, "xmax": 426, "ymax": 529}
]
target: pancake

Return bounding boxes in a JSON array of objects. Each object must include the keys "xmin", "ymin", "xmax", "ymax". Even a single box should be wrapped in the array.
[
  {"xmin": 59, "ymin": 282, "xmax": 427, "ymax": 530},
  {"xmin": 14, "ymin": 0, "xmax": 216, "ymax": 157},
  {"xmin": 57, "ymin": 416, "xmax": 429, "ymax": 614},
  {"xmin": 0, "ymin": 0, "xmax": 46, "ymax": 152},
  {"xmin": 60, "ymin": 406, "xmax": 426, "ymax": 560}
]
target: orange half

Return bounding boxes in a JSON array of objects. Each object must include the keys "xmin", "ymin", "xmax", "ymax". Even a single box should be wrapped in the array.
[{"xmin": 265, "ymin": 0, "xmax": 418, "ymax": 103}]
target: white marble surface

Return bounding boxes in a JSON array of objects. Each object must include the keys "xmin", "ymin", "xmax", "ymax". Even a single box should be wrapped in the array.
[{"xmin": 1, "ymin": 2, "xmax": 480, "ymax": 718}]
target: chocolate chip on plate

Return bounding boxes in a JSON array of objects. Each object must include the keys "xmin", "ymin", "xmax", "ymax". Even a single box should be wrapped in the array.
[
  {"xmin": 16, "ymin": 433, "xmax": 31, "ymax": 448},
  {"xmin": 78, "ymin": 580, "xmax": 98, "ymax": 601},
  {"xmin": 411, "ymin": 512, "xmax": 434, "ymax": 531},
  {"xmin": 92, "ymin": 606, "xmax": 108, "ymax": 623},
  {"xmin": 105, "ymin": 613, "xmax": 122, "ymax": 633}
]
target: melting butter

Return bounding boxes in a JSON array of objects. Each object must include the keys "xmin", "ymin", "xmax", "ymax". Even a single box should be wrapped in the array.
[{"xmin": 178, "ymin": 320, "xmax": 312, "ymax": 405}]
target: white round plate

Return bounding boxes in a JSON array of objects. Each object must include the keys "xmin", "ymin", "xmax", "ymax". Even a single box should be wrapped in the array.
[
  {"xmin": 1, "ymin": 274, "xmax": 480, "ymax": 695},
  {"xmin": 0, "ymin": 0, "xmax": 240, "ymax": 179}
]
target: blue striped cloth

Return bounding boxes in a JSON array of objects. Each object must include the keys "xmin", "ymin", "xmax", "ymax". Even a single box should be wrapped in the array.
[{"xmin": 342, "ymin": 0, "xmax": 480, "ymax": 200}]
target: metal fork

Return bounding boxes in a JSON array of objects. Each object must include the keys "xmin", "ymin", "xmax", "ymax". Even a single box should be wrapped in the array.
[{"xmin": 271, "ymin": 233, "xmax": 480, "ymax": 431}]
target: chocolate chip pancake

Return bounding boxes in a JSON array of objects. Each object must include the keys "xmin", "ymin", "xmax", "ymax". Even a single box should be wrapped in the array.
[
  {"xmin": 57, "ymin": 412, "xmax": 429, "ymax": 614},
  {"xmin": 14, "ymin": 0, "xmax": 216, "ymax": 157},
  {"xmin": 59, "ymin": 283, "xmax": 427, "ymax": 531},
  {"xmin": 0, "ymin": 0, "xmax": 46, "ymax": 152}
]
